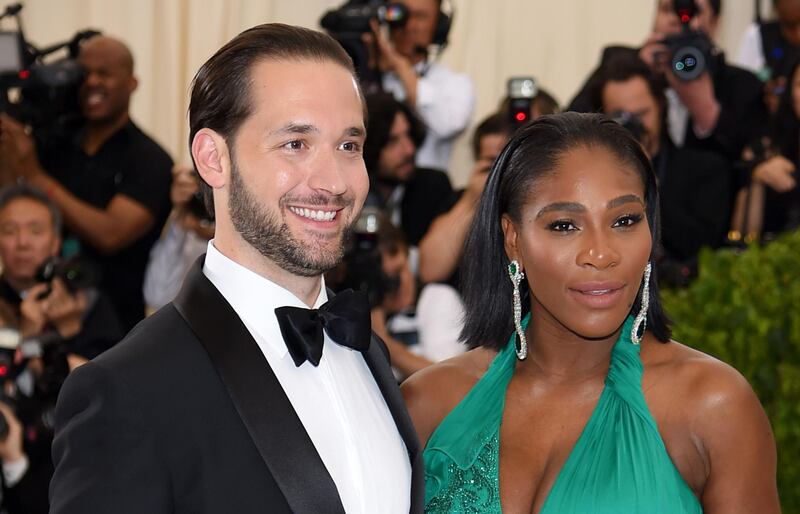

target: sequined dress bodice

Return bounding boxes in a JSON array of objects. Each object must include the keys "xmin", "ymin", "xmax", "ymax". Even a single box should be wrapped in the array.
[{"xmin": 423, "ymin": 316, "xmax": 703, "ymax": 513}]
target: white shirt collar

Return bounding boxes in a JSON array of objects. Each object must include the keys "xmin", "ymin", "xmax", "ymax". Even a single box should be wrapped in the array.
[{"xmin": 202, "ymin": 240, "xmax": 327, "ymax": 360}]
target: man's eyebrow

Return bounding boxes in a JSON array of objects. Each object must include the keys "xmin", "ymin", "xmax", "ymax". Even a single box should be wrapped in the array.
[
  {"xmin": 535, "ymin": 202, "xmax": 585, "ymax": 219},
  {"xmin": 269, "ymin": 123, "xmax": 318, "ymax": 136},
  {"xmin": 607, "ymin": 194, "xmax": 644, "ymax": 209},
  {"xmin": 344, "ymin": 126, "xmax": 365, "ymax": 138}
]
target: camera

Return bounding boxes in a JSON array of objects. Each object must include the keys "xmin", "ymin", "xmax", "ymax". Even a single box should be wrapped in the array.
[
  {"xmin": 609, "ymin": 110, "xmax": 646, "ymax": 143},
  {"xmin": 34, "ymin": 255, "xmax": 98, "ymax": 300},
  {"xmin": 333, "ymin": 206, "xmax": 401, "ymax": 308},
  {"xmin": 0, "ymin": 3, "xmax": 99, "ymax": 143},
  {"xmin": 320, "ymin": 1, "xmax": 409, "ymax": 89},
  {"xmin": 658, "ymin": 0, "xmax": 718, "ymax": 81},
  {"xmin": 507, "ymin": 77, "xmax": 536, "ymax": 129}
]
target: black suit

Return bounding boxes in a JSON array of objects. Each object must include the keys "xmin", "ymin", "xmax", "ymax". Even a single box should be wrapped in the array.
[
  {"xmin": 49, "ymin": 258, "xmax": 424, "ymax": 513},
  {"xmin": 655, "ymin": 140, "xmax": 732, "ymax": 262}
]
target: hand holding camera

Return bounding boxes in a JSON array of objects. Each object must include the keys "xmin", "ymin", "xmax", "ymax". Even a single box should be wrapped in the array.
[
  {"xmin": 0, "ymin": 401, "xmax": 24, "ymax": 463},
  {"xmin": 20, "ymin": 278, "xmax": 86, "ymax": 340}
]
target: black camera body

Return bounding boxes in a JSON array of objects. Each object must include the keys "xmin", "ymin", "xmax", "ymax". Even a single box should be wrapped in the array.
[
  {"xmin": 661, "ymin": 29, "xmax": 717, "ymax": 81},
  {"xmin": 659, "ymin": 0, "xmax": 718, "ymax": 81},
  {"xmin": 609, "ymin": 110, "xmax": 646, "ymax": 143},
  {"xmin": 321, "ymin": 0, "xmax": 409, "ymax": 87},
  {"xmin": 336, "ymin": 206, "xmax": 401, "ymax": 308},
  {"xmin": 0, "ymin": 4, "xmax": 98, "ymax": 142}
]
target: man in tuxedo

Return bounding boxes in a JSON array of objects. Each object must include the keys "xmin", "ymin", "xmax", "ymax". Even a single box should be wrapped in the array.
[{"xmin": 49, "ymin": 23, "xmax": 423, "ymax": 513}]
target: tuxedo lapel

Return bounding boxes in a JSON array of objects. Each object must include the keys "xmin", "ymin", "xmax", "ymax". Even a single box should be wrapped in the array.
[
  {"xmin": 361, "ymin": 334, "xmax": 425, "ymax": 514},
  {"xmin": 173, "ymin": 257, "xmax": 345, "ymax": 514}
]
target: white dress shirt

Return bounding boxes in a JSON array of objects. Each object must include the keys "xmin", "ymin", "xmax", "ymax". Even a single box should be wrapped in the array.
[
  {"xmin": 383, "ymin": 61, "xmax": 475, "ymax": 172},
  {"xmin": 734, "ymin": 22, "xmax": 765, "ymax": 75},
  {"xmin": 202, "ymin": 241, "xmax": 411, "ymax": 513}
]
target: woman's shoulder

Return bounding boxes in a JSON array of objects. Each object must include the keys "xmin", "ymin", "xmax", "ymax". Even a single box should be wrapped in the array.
[
  {"xmin": 641, "ymin": 335, "xmax": 779, "ymax": 509},
  {"xmin": 401, "ymin": 347, "xmax": 497, "ymax": 448},
  {"xmin": 641, "ymin": 335, "xmax": 773, "ymax": 452},
  {"xmin": 641, "ymin": 335, "xmax": 754, "ymax": 401}
]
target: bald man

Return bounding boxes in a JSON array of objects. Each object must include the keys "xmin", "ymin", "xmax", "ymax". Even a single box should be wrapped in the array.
[{"xmin": 0, "ymin": 35, "xmax": 173, "ymax": 331}]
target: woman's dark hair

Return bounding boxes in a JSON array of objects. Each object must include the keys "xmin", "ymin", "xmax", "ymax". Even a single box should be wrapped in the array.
[
  {"xmin": 459, "ymin": 112, "xmax": 671, "ymax": 351},
  {"xmin": 363, "ymin": 92, "xmax": 426, "ymax": 174}
]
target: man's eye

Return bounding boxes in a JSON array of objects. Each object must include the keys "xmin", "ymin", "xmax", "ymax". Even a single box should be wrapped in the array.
[
  {"xmin": 339, "ymin": 141, "xmax": 362, "ymax": 153},
  {"xmin": 283, "ymin": 140, "xmax": 304, "ymax": 151}
]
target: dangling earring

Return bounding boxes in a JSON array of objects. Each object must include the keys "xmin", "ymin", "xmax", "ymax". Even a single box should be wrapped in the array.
[
  {"xmin": 631, "ymin": 262, "xmax": 652, "ymax": 345},
  {"xmin": 508, "ymin": 260, "xmax": 527, "ymax": 360}
]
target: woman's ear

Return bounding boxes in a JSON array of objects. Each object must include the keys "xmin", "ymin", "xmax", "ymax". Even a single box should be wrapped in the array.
[
  {"xmin": 501, "ymin": 213, "xmax": 521, "ymax": 268},
  {"xmin": 191, "ymin": 128, "xmax": 229, "ymax": 190}
]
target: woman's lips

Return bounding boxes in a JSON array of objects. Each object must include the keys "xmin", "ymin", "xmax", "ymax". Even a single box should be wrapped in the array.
[{"xmin": 568, "ymin": 282, "xmax": 626, "ymax": 309}]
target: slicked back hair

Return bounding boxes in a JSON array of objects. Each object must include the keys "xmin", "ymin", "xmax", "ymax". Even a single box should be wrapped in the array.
[
  {"xmin": 188, "ymin": 23, "xmax": 361, "ymax": 213},
  {"xmin": 459, "ymin": 112, "xmax": 671, "ymax": 351}
]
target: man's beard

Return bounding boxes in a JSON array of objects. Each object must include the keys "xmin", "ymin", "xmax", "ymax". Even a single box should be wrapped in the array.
[{"xmin": 228, "ymin": 160, "xmax": 355, "ymax": 277}]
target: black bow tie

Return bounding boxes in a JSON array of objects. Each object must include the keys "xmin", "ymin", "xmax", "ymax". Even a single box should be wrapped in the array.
[{"xmin": 275, "ymin": 289, "xmax": 372, "ymax": 367}]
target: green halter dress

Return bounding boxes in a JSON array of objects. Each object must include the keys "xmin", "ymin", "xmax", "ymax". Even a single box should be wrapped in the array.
[{"xmin": 423, "ymin": 315, "xmax": 703, "ymax": 513}]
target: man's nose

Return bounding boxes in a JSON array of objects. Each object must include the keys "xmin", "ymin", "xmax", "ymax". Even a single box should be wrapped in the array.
[{"xmin": 307, "ymin": 149, "xmax": 347, "ymax": 195}]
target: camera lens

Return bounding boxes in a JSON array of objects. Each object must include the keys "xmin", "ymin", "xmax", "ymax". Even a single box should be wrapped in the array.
[{"xmin": 671, "ymin": 46, "xmax": 705, "ymax": 81}]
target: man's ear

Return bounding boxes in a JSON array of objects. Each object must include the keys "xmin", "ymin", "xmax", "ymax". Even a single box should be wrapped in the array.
[
  {"xmin": 501, "ymin": 213, "xmax": 521, "ymax": 268},
  {"xmin": 191, "ymin": 128, "xmax": 229, "ymax": 190}
]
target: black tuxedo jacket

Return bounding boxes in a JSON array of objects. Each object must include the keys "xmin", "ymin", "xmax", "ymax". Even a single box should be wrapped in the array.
[{"xmin": 49, "ymin": 258, "xmax": 424, "ymax": 513}]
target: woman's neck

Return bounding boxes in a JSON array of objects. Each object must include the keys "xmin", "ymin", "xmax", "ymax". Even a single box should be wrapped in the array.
[{"xmin": 516, "ymin": 305, "xmax": 621, "ymax": 384}]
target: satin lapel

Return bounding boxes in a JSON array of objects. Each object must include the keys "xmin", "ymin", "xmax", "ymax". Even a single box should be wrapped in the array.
[
  {"xmin": 173, "ymin": 257, "xmax": 345, "ymax": 514},
  {"xmin": 361, "ymin": 334, "xmax": 425, "ymax": 514}
]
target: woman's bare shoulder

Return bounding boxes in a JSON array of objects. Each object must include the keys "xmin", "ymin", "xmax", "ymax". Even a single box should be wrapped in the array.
[
  {"xmin": 401, "ymin": 347, "xmax": 497, "ymax": 448},
  {"xmin": 642, "ymin": 336, "xmax": 779, "ymax": 510}
]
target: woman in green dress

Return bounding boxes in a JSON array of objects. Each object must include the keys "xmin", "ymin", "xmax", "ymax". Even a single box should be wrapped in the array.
[{"xmin": 402, "ymin": 113, "xmax": 779, "ymax": 513}]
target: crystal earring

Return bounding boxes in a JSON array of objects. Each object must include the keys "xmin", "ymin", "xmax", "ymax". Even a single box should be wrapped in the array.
[
  {"xmin": 631, "ymin": 262, "xmax": 652, "ymax": 345},
  {"xmin": 508, "ymin": 260, "xmax": 527, "ymax": 360}
]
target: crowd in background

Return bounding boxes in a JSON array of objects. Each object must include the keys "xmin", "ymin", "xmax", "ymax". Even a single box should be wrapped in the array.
[{"xmin": 0, "ymin": 0, "xmax": 796, "ymax": 511}]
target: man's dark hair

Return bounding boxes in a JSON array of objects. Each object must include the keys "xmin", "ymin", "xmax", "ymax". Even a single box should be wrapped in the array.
[
  {"xmin": 460, "ymin": 112, "xmax": 671, "ymax": 351},
  {"xmin": 471, "ymin": 112, "xmax": 510, "ymax": 160},
  {"xmin": 0, "ymin": 184, "xmax": 62, "ymax": 234},
  {"xmin": 587, "ymin": 54, "xmax": 667, "ymax": 114},
  {"xmin": 188, "ymin": 23, "xmax": 360, "ymax": 213},
  {"xmin": 377, "ymin": 220, "xmax": 408, "ymax": 257},
  {"xmin": 363, "ymin": 92, "xmax": 426, "ymax": 175},
  {"xmin": 533, "ymin": 88, "xmax": 560, "ymax": 116}
]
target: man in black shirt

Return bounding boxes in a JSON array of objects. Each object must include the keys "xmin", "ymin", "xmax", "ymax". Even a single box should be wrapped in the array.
[
  {"xmin": 0, "ymin": 35, "xmax": 172, "ymax": 330},
  {"xmin": 569, "ymin": 0, "xmax": 767, "ymax": 168},
  {"xmin": 363, "ymin": 92, "xmax": 452, "ymax": 248}
]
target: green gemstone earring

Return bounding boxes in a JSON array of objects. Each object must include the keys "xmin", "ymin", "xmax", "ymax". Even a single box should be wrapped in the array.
[{"xmin": 508, "ymin": 260, "xmax": 527, "ymax": 360}]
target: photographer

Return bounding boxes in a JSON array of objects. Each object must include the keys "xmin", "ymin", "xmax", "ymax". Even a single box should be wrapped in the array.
[
  {"xmin": 0, "ymin": 35, "xmax": 173, "ymax": 332},
  {"xmin": 363, "ymin": 92, "xmax": 453, "ymax": 253},
  {"xmin": 569, "ymin": 0, "xmax": 767, "ymax": 169},
  {"xmin": 418, "ymin": 112, "xmax": 510, "ymax": 285},
  {"xmin": 734, "ymin": 56, "xmax": 800, "ymax": 238},
  {"xmin": 0, "ymin": 184, "xmax": 122, "ymax": 514},
  {"xmin": 589, "ymin": 55, "xmax": 732, "ymax": 284},
  {"xmin": 735, "ymin": 0, "xmax": 800, "ymax": 113},
  {"xmin": 143, "ymin": 164, "xmax": 214, "ymax": 313},
  {"xmin": 366, "ymin": 0, "xmax": 475, "ymax": 172}
]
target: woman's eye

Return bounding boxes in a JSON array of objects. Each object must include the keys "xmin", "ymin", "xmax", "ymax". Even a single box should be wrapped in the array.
[
  {"xmin": 613, "ymin": 214, "xmax": 644, "ymax": 228},
  {"xmin": 548, "ymin": 220, "xmax": 577, "ymax": 232}
]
